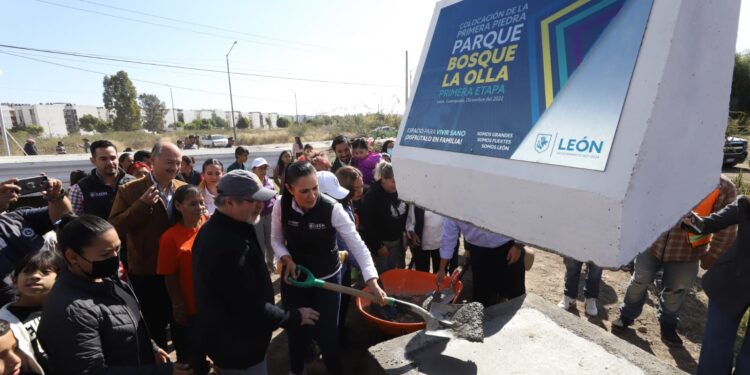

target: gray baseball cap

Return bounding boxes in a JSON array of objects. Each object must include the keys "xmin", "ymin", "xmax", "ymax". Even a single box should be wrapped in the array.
[{"xmin": 217, "ymin": 169, "xmax": 276, "ymax": 202}]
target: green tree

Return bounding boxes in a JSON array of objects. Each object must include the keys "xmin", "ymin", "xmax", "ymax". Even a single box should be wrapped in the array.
[
  {"xmin": 10, "ymin": 123, "xmax": 44, "ymax": 136},
  {"xmin": 78, "ymin": 115, "xmax": 113, "ymax": 133},
  {"xmin": 94, "ymin": 120, "xmax": 113, "ymax": 133},
  {"xmin": 138, "ymin": 93, "xmax": 167, "ymax": 132},
  {"xmin": 177, "ymin": 112, "xmax": 184, "ymax": 123},
  {"xmin": 731, "ymin": 52, "xmax": 750, "ymax": 114},
  {"xmin": 211, "ymin": 113, "xmax": 228, "ymax": 128},
  {"xmin": 79, "ymin": 114, "xmax": 99, "ymax": 132},
  {"xmin": 103, "ymin": 71, "xmax": 141, "ymax": 131},
  {"xmin": 236, "ymin": 116, "xmax": 250, "ymax": 129},
  {"xmin": 277, "ymin": 117, "xmax": 291, "ymax": 128}
]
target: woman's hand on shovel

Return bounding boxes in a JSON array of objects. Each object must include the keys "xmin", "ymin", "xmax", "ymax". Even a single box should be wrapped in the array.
[
  {"xmin": 366, "ymin": 278, "xmax": 389, "ymax": 306},
  {"xmin": 281, "ymin": 255, "xmax": 299, "ymax": 285}
]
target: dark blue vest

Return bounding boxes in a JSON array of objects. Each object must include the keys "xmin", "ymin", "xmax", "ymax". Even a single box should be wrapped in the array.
[{"xmin": 283, "ymin": 194, "xmax": 339, "ymax": 277}]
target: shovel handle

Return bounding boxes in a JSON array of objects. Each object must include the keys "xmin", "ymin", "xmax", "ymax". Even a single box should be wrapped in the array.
[
  {"xmin": 286, "ymin": 265, "xmax": 325, "ymax": 288},
  {"xmin": 289, "ymin": 265, "xmax": 394, "ymax": 305},
  {"xmin": 449, "ymin": 259, "xmax": 470, "ymax": 285},
  {"xmin": 321, "ymin": 282, "xmax": 395, "ymax": 305}
]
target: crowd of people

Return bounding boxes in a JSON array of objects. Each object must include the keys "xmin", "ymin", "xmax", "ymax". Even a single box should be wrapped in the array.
[{"xmin": 0, "ymin": 134, "xmax": 747, "ymax": 375}]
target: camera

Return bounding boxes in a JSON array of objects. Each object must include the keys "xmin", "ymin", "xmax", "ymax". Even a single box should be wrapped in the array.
[{"xmin": 16, "ymin": 176, "xmax": 49, "ymax": 196}]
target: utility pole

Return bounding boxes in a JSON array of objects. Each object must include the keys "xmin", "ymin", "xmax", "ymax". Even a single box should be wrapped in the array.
[
  {"xmin": 226, "ymin": 41, "xmax": 238, "ymax": 140},
  {"xmin": 405, "ymin": 50, "xmax": 409, "ymax": 112},
  {"xmin": 0, "ymin": 69, "xmax": 9, "ymax": 156},
  {"xmin": 0, "ymin": 105, "xmax": 10, "ymax": 156},
  {"xmin": 169, "ymin": 87, "xmax": 177, "ymax": 126},
  {"xmin": 294, "ymin": 92, "xmax": 299, "ymax": 125}
]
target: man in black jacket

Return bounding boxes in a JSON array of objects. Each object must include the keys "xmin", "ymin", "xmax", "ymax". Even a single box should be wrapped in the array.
[
  {"xmin": 23, "ymin": 139, "xmax": 37, "ymax": 156},
  {"xmin": 192, "ymin": 170, "xmax": 318, "ymax": 374},
  {"xmin": 330, "ymin": 135, "xmax": 352, "ymax": 174},
  {"xmin": 358, "ymin": 161, "xmax": 408, "ymax": 272},
  {"xmin": 68, "ymin": 140, "xmax": 134, "ymax": 218}
]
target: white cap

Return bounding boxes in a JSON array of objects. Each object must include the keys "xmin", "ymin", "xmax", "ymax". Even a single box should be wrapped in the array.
[
  {"xmin": 316, "ymin": 171, "xmax": 349, "ymax": 200},
  {"xmin": 251, "ymin": 157, "xmax": 269, "ymax": 169}
]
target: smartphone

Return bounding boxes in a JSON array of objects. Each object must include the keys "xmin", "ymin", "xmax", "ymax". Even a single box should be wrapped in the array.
[
  {"xmin": 684, "ymin": 211, "xmax": 704, "ymax": 233},
  {"xmin": 16, "ymin": 176, "xmax": 49, "ymax": 196}
]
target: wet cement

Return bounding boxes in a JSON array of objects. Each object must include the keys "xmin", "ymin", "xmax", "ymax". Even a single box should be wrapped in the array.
[
  {"xmin": 449, "ymin": 302, "xmax": 484, "ymax": 342},
  {"xmin": 366, "ymin": 294, "xmax": 426, "ymax": 323}
]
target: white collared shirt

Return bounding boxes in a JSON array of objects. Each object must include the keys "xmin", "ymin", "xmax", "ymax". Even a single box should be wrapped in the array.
[{"xmin": 406, "ymin": 206, "xmax": 444, "ymax": 250}]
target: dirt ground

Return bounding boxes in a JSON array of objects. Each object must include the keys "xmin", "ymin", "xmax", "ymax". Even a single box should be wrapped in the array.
[
  {"xmin": 722, "ymin": 160, "xmax": 750, "ymax": 184},
  {"xmin": 262, "ymin": 246, "xmax": 712, "ymax": 375}
]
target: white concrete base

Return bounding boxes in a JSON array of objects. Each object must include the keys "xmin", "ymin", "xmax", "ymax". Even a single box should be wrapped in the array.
[
  {"xmin": 369, "ymin": 294, "xmax": 684, "ymax": 375},
  {"xmin": 393, "ymin": 0, "xmax": 741, "ymax": 266}
]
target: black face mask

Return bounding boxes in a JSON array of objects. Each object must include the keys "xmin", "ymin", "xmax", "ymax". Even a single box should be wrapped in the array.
[{"xmin": 80, "ymin": 255, "xmax": 120, "ymax": 279}]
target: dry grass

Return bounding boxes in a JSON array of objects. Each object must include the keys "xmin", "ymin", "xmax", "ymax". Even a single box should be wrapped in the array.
[{"xmin": 4, "ymin": 127, "xmax": 333, "ymax": 156}]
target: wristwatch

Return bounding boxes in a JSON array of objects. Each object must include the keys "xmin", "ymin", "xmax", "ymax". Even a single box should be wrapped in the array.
[{"xmin": 44, "ymin": 188, "xmax": 66, "ymax": 202}]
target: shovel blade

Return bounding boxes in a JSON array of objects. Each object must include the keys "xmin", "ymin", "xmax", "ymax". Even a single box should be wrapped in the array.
[{"xmin": 423, "ymin": 303, "xmax": 461, "ymax": 338}]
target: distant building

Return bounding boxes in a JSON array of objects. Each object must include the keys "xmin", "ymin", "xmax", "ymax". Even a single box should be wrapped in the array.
[
  {"xmin": 1, "ymin": 102, "xmax": 279, "ymax": 136},
  {"xmin": 1, "ymin": 103, "xmax": 109, "ymax": 137},
  {"xmin": 265, "ymin": 113, "xmax": 279, "ymax": 129}
]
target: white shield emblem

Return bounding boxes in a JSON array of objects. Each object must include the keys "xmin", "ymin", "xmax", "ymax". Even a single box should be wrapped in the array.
[{"xmin": 535, "ymin": 134, "xmax": 552, "ymax": 153}]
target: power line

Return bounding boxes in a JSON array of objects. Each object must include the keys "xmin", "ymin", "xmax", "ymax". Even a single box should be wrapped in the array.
[
  {"xmin": 77, "ymin": 0, "xmax": 374, "ymax": 56},
  {"xmin": 5, "ymin": 49, "xmax": 353, "ymax": 91},
  {"xmin": 32, "ymin": 0, "xmax": 391, "ymax": 59},
  {"xmin": 0, "ymin": 44, "xmax": 401, "ymax": 88},
  {"xmin": 0, "ymin": 50, "xmax": 343, "ymax": 106}
]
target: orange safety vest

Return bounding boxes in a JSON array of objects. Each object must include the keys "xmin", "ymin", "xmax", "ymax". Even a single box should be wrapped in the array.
[{"xmin": 687, "ymin": 188, "xmax": 720, "ymax": 248}]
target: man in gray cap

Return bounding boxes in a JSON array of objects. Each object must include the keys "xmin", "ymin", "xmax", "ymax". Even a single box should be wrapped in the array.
[{"xmin": 192, "ymin": 170, "xmax": 319, "ymax": 375}]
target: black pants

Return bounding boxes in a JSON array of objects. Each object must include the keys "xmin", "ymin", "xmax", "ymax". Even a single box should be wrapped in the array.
[
  {"xmin": 465, "ymin": 241, "xmax": 525, "ymax": 307},
  {"xmin": 187, "ymin": 315, "xmax": 210, "ymax": 375},
  {"xmin": 129, "ymin": 274, "xmax": 172, "ymax": 349},
  {"xmin": 281, "ymin": 269, "xmax": 341, "ymax": 375},
  {"xmin": 412, "ymin": 240, "xmax": 459, "ymax": 273},
  {"xmin": 338, "ymin": 263, "xmax": 353, "ymax": 338}
]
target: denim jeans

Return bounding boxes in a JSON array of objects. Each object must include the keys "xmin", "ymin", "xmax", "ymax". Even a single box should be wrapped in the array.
[
  {"xmin": 563, "ymin": 258, "xmax": 603, "ymax": 299},
  {"xmin": 281, "ymin": 269, "xmax": 342, "ymax": 375},
  {"xmin": 697, "ymin": 301, "xmax": 750, "ymax": 375},
  {"xmin": 619, "ymin": 251, "xmax": 699, "ymax": 325}
]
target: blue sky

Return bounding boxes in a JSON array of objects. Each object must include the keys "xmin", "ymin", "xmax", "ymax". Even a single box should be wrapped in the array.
[{"xmin": 1, "ymin": 0, "xmax": 748, "ymax": 116}]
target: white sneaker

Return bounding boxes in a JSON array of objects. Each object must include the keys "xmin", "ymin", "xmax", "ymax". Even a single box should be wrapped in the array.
[
  {"xmin": 585, "ymin": 298, "xmax": 599, "ymax": 316},
  {"xmin": 557, "ymin": 295, "xmax": 575, "ymax": 310}
]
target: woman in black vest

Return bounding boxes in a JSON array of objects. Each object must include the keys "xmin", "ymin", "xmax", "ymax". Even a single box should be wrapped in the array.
[{"xmin": 271, "ymin": 161, "xmax": 386, "ymax": 375}]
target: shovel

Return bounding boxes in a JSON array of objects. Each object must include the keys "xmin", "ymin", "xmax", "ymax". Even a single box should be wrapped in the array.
[
  {"xmin": 426, "ymin": 261, "xmax": 470, "ymax": 307},
  {"xmin": 287, "ymin": 265, "xmax": 456, "ymax": 329}
]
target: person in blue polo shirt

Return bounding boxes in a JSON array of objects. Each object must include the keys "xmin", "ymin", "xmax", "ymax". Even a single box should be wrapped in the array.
[
  {"xmin": 0, "ymin": 177, "xmax": 71, "ymax": 306},
  {"xmin": 436, "ymin": 219, "xmax": 525, "ymax": 307}
]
